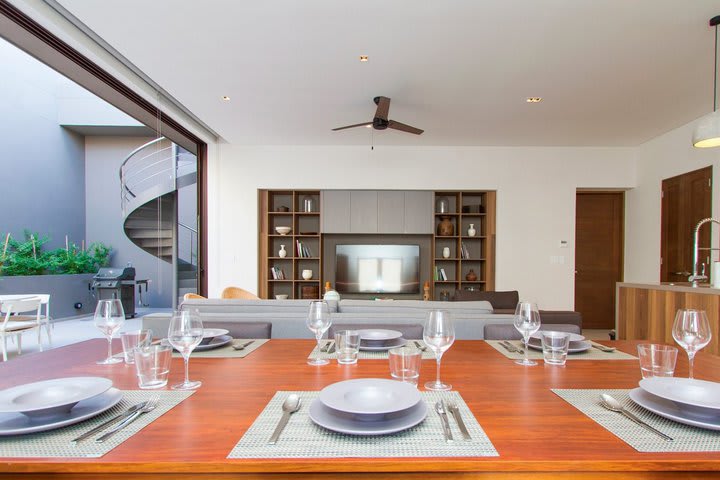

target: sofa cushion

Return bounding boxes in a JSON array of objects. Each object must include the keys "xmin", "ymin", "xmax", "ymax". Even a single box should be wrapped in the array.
[
  {"xmin": 338, "ymin": 299, "xmax": 493, "ymax": 315},
  {"xmin": 451, "ymin": 290, "xmax": 519, "ymax": 309},
  {"xmin": 180, "ymin": 298, "xmax": 338, "ymax": 314}
]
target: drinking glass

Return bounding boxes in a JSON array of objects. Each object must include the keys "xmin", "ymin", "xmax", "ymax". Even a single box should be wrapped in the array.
[
  {"xmin": 94, "ymin": 299, "xmax": 125, "ymax": 365},
  {"xmin": 513, "ymin": 302, "xmax": 541, "ymax": 366},
  {"xmin": 423, "ymin": 309, "xmax": 455, "ymax": 391},
  {"xmin": 307, "ymin": 300, "xmax": 332, "ymax": 366},
  {"xmin": 168, "ymin": 310, "xmax": 204, "ymax": 390},
  {"xmin": 672, "ymin": 309, "xmax": 712, "ymax": 379}
]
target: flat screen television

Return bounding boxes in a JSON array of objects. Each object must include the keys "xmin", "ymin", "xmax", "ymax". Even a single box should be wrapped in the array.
[{"xmin": 335, "ymin": 244, "xmax": 420, "ymax": 294}]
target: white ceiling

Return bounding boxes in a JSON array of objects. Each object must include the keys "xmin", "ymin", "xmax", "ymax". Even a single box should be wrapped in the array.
[{"xmin": 55, "ymin": 0, "xmax": 720, "ymax": 146}]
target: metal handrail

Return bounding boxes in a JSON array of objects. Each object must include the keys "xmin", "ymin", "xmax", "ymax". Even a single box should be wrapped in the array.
[{"xmin": 178, "ymin": 222, "xmax": 198, "ymax": 267}]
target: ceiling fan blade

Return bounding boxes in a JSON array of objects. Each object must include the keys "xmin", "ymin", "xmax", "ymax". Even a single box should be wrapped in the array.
[
  {"xmin": 332, "ymin": 122, "xmax": 373, "ymax": 131},
  {"xmin": 387, "ymin": 120, "xmax": 424, "ymax": 135},
  {"xmin": 374, "ymin": 96, "xmax": 391, "ymax": 121}
]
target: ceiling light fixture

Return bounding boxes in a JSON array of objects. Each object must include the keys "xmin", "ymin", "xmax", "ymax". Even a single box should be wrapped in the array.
[
  {"xmin": 526, "ymin": 97, "xmax": 542, "ymax": 103},
  {"xmin": 359, "ymin": 55, "xmax": 369, "ymax": 62},
  {"xmin": 222, "ymin": 96, "xmax": 231, "ymax": 101},
  {"xmin": 693, "ymin": 15, "xmax": 720, "ymax": 148}
]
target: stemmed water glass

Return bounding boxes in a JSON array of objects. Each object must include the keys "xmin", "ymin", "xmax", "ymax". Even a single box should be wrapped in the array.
[
  {"xmin": 307, "ymin": 300, "xmax": 332, "ymax": 366},
  {"xmin": 94, "ymin": 299, "xmax": 125, "ymax": 365},
  {"xmin": 168, "ymin": 310, "xmax": 204, "ymax": 390},
  {"xmin": 672, "ymin": 309, "xmax": 712, "ymax": 379},
  {"xmin": 423, "ymin": 310, "xmax": 455, "ymax": 391},
  {"xmin": 513, "ymin": 302, "xmax": 541, "ymax": 366}
]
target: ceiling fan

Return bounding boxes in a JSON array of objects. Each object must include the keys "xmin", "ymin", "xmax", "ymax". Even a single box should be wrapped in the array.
[{"xmin": 332, "ymin": 96, "xmax": 424, "ymax": 135}]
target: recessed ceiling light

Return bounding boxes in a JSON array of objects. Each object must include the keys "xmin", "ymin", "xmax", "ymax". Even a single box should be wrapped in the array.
[
  {"xmin": 359, "ymin": 55, "xmax": 369, "ymax": 62},
  {"xmin": 526, "ymin": 97, "xmax": 542, "ymax": 103},
  {"xmin": 222, "ymin": 96, "xmax": 231, "ymax": 101}
]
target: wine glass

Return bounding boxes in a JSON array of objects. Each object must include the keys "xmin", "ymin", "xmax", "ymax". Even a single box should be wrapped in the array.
[
  {"xmin": 94, "ymin": 299, "xmax": 125, "ymax": 365},
  {"xmin": 306, "ymin": 300, "xmax": 332, "ymax": 366},
  {"xmin": 168, "ymin": 310, "xmax": 204, "ymax": 390},
  {"xmin": 672, "ymin": 309, "xmax": 712, "ymax": 379},
  {"xmin": 423, "ymin": 310, "xmax": 455, "ymax": 391},
  {"xmin": 513, "ymin": 302, "xmax": 541, "ymax": 366}
]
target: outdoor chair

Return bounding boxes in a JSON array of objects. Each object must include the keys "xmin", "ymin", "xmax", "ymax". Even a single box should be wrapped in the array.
[
  {"xmin": 0, "ymin": 294, "xmax": 52, "ymax": 346},
  {"xmin": 0, "ymin": 297, "xmax": 43, "ymax": 361}
]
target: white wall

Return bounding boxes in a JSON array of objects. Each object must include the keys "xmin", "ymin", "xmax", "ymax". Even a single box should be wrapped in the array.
[
  {"xmin": 626, "ymin": 120, "xmax": 720, "ymax": 283},
  {"xmin": 211, "ymin": 145, "xmax": 636, "ymax": 309}
]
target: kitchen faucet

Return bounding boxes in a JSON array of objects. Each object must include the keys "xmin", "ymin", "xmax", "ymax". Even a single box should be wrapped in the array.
[{"xmin": 689, "ymin": 217, "xmax": 720, "ymax": 287}]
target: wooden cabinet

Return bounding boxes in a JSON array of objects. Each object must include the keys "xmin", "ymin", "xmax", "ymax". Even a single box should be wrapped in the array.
[
  {"xmin": 258, "ymin": 190, "xmax": 322, "ymax": 299},
  {"xmin": 432, "ymin": 191, "xmax": 496, "ymax": 300},
  {"xmin": 321, "ymin": 190, "xmax": 433, "ymax": 234}
]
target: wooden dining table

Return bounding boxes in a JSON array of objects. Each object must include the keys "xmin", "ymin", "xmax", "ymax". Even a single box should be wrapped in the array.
[{"xmin": 1, "ymin": 338, "xmax": 719, "ymax": 479}]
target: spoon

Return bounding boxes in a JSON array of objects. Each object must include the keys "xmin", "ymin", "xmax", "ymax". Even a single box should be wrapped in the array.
[
  {"xmin": 592, "ymin": 343, "xmax": 617, "ymax": 353},
  {"xmin": 599, "ymin": 394, "xmax": 673, "ymax": 441},
  {"xmin": 232, "ymin": 340, "xmax": 254, "ymax": 351},
  {"xmin": 268, "ymin": 394, "xmax": 301, "ymax": 444}
]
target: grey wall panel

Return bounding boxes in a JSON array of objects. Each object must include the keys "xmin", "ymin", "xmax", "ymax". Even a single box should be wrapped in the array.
[
  {"xmin": 321, "ymin": 190, "xmax": 351, "ymax": 233},
  {"xmin": 404, "ymin": 191, "xmax": 433, "ymax": 233},
  {"xmin": 378, "ymin": 191, "xmax": 405, "ymax": 233},
  {"xmin": 350, "ymin": 191, "xmax": 378, "ymax": 233}
]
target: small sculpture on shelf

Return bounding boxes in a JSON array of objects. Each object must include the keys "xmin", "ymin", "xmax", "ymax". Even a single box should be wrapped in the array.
[
  {"xmin": 437, "ymin": 217, "xmax": 454, "ymax": 236},
  {"xmin": 323, "ymin": 281, "xmax": 340, "ymax": 301},
  {"xmin": 423, "ymin": 281, "xmax": 430, "ymax": 301},
  {"xmin": 465, "ymin": 269, "xmax": 478, "ymax": 282}
]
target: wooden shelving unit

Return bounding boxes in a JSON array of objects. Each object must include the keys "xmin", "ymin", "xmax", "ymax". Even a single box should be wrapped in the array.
[
  {"xmin": 258, "ymin": 190, "xmax": 322, "ymax": 299},
  {"xmin": 432, "ymin": 191, "xmax": 495, "ymax": 300}
]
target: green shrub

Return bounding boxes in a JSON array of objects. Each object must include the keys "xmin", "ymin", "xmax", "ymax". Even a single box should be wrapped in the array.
[{"xmin": 0, "ymin": 231, "xmax": 111, "ymax": 276}]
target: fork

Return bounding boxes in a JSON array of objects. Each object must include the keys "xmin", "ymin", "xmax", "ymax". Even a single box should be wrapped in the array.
[
  {"xmin": 414, "ymin": 340, "xmax": 427, "ymax": 352},
  {"xmin": 96, "ymin": 396, "xmax": 160, "ymax": 443}
]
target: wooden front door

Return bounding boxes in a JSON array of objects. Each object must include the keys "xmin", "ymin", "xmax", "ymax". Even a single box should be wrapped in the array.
[
  {"xmin": 661, "ymin": 166, "xmax": 712, "ymax": 283},
  {"xmin": 574, "ymin": 192, "xmax": 624, "ymax": 329}
]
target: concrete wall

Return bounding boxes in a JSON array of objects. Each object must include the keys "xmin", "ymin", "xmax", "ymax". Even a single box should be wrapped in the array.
[
  {"xmin": 625, "ymin": 118, "xmax": 720, "ymax": 283},
  {"xmin": 0, "ymin": 37, "xmax": 85, "ymax": 249},
  {"xmin": 84, "ymin": 136, "xmax": 173, "ymax": 308},
  {"xmin": 210, "ymin": 145, "xmax": 636, "ymax": 310}
]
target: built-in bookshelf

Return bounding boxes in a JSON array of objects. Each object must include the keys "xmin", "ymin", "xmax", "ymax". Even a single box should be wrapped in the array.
[
  {"xmin": 432, "ymin": 191, "xmax": 496, "ymax": 300},
  {"xmin": 258, "ymin": 190, "xmax": 322, "ymax": 299}
]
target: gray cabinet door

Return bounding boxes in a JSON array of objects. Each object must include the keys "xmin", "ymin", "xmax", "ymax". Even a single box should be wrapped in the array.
[
  {"xmin": 322, "ymin": 190, "xmax": 351, "ymax": 233},
  {"xmin": 404, "ymin": 191, "xmax": 433, "ymax": 233},
  {"xmin": 350, "ymin": 191, "xmax": 378, "ymax": 233},
  {"xmin": 378, "ymin": 191, "xmax": 405, "ymax": 233}
]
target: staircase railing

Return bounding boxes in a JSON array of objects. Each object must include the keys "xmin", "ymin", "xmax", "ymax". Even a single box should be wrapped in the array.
[
  {"xmin": 178, "ymin": 221, "xmax": 198, "ymax": 268},
  {"xmin": 120, "ymin": 137, "xmax": 196, "ymax": 215}
]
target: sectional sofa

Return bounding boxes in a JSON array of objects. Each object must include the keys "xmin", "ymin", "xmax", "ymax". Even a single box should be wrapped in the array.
[{"xmin": 142, "ymin": 296, "xmax": 582, "ymax": 340}]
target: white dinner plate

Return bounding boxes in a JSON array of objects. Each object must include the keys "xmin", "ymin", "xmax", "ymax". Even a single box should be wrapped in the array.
[
  {"xmin": 359, "ymin": 338, "xmax": 408, "ymax": 351},
  {"xmin": 194, "ymin": 334, "xmax": 232, "ymax": 351},
  {"xmin": 319, "ymin": 378, "xmax": 421, "ymax": 416},
  {"xmin": 639, "ymin": 377, "xmax": 720, "ymax": 412},
  {"xmin": 629, "ymin": 387, "xmax": 720, "ymax": 431},
  {"xmin": 357, "ymin": 329, "xmax": 403, "ymax": 342},
  {"xmin": 309, "ymin": 398, "xmax": 427, "ymax": 435},
  {"xmin": 199, "ymin": 328, "xmax": 230, "ymax": 345},
  {"xmin": 0, "ymin": 387, "xmax": 123, "ymax": 435},
  {"xmin": 0, "ymin": 377, "xmax": 113, "ymax": 417},
  {"xmin": 530, "ymin": 331, "xmax": 585, "ymax": 342},
  {"xmin": 527, "ymin": 340, "xmax": 591, "ymax": 354}
]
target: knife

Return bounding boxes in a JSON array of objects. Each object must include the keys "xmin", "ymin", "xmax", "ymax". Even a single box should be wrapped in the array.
[
  {"xmin": 326, "ymin": 342, "xmax": 336, "ymax": 354},
  {"xmin": 72, "ymin": 401, "xmax": 148, "ymax": 442},
  {"xmin": 447, "ymin": 402, "xmax": 472, "ymax": 440},
  {"xmin": 501, "ymin": 341, "xmax": 520, "ymax": 353}
]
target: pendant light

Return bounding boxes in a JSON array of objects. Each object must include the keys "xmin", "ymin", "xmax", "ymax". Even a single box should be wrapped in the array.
[{"xmin": 693, "ymin": 15, "xmax": 720, "ymax": 148}]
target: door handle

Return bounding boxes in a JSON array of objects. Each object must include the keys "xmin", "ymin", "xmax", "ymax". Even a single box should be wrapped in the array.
[{"xmin": 671, "ymin": 271, "xmax": 692, "ymax": 276}]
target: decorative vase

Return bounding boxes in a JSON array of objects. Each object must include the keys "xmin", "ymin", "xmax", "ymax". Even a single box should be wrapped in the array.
[
  {"xmin": 303, "ymin": 195, "xmax": 314, "ymax": 213},
  {"xmin": 467, "ymin": 224, "xmax": 476, "ymax": 237},
  {"xmin": 442, "ymin": 247, "xmax": 450, "ymax": 259},
  {"xmin": 437, "ymin": 217, "xmax": 454, "ymax": 236},
  {"xmin": 440, "ymin": 290, "xmax": 450, "ymax": 301},
  {"xmin": 302, "ymin": 269, "xmax": 313, "ymax": 280},
  {"xmin": 465, "ymin": 269, "xmax": 478, "ymax": 282},
  {"xmin": 436, "ymin": 196, "xmax": 450, "ymax": 214},
  {"xmin": 278, "ymin": 245, "xmax": 287, "ymax": 258}
]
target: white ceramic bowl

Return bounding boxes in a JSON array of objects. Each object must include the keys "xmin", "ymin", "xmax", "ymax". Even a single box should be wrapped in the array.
[
  {"xmin": 275, "ymin": 294, "xmax": 289, "ymax": 300},
  {"xmin": 275, "ymin": 226, "xmax": 292, "ymax": 235}
]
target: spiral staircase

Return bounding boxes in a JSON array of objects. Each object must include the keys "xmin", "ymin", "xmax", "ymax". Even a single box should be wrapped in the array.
[{"xmin": 120, "ymin": 138, "xmax": 198, "ymax": 305}]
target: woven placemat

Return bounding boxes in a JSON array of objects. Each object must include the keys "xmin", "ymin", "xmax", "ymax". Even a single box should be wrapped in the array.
[
  {"xmin": 172, "ymin": 339, "xmax": 269, "ymax": 359},
  {"xmin": 228, "ymin": 390, "xmax": 498, "ymax": 459},
  {"xmin": 553, "ymin": 388, "xmax": 720, "ymax": 452},
  {"xmin": 0, "ymin": 390, "xmax": 193, "ymax": 458},
  {"xmin": 309, "ymin": 341, "xmax": 436, "ymax": 361},
  {"xmin": 486, "ymin": 340, "xmax": 636, "ymax": 361}
]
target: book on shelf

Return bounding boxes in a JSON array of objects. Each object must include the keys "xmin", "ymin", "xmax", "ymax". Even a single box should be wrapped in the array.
[
  {"xmin": 439, "ymin": 268, "xmax": 448, "ymax": 281},
  {"xmin": 295, "ymin": 240, "xmax": 313, "ymax": 258},
  {"xmin": 461, "ymin": 242, "xmax": 470, "ymax": 259},
  {"xmin": 270, "ymin": 266, "xmax": 286, "ymax": 280}
]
